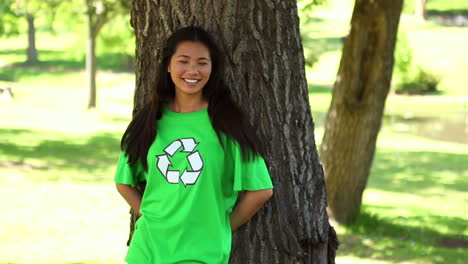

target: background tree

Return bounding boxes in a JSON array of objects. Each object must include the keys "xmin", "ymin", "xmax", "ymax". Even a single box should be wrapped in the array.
[
  {"xmin": 320, "ymin": 0, "xmax": 404, "ymax": 224},
  {"xmin": 11, "ymin": 0, "xmax": 60, "ymax": 63},
  {"xmin": 128, "ymin": 0, "xmax": 337, "ymax": 263},
  {"xmin": 0, "ymin": 0, "xmax": 20, "ymax": 37},
  {"xmin": 84, "ymin": 0, "xmax": 126, "ymax": 109},
  {"xmin": 415, "ymin": 0, "xmax": 428, "ymax": 21}
]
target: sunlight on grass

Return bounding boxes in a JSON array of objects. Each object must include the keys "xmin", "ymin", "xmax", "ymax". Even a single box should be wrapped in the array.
[
  {"xmin": 306, "ymin": 51, "xmax": 341, "ymax": 86},
  {"xmin": 0, "ymin": 75, "xmax": 133, "ymax": 263},
  {"xmin": 1, "ymin": 71, "xmax": 134, "ymax": 133},
  {"xmin": 330, "ymin": 129, "xmax": 468, "ymax": 264},
  {"xmin": 0, "ymin": 180, "xmax": 129, "ymax": 263}
]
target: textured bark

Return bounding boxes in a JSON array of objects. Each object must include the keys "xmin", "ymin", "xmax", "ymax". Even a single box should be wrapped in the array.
[
  {"xmin": 26, "ymin": 14, "xmax": 38, "ymax": 64},
  {"xmin": 129, "ymin": 0, "xmax": 337, "ymax": 263},
  {"xmin": 320, "ymin": 0, "xmax": 403, "ymax": 224}
]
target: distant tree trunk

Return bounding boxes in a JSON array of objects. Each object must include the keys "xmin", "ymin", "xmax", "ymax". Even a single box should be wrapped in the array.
[
  {"xmin": 26, "ymin": 14, "xmax": 38, "ymax": 64},
  {"xmin": 129, "ymin": 0, "xmax": 337, "ymax": 263},
  {"xmin": 415, "ymin": 0, "xmax": 428, "ymax": 21},
  {"xmin": 320, "ymin": 0, "xmax": 404, "ymax": 224},
  {"xmin": 86, "ymin": 16, "xmax": 97, "ymax": 109},
  {"xmin": 84, "ymin": 0, "xmax": 116, "ymax": 109}
]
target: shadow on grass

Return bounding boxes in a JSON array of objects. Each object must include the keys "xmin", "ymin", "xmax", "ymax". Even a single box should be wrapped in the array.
[
  {"xmin": 0, "ymin": 48, "xmax": 134, "ymax": 82},
  {"xmin": 302, "ymin": 36, "xmax": 343, "ymax": 53},
  {"xmin": 428, "ymin": 9, "xmax": 468, "ymax": 17},
  {"xmin": 339, "ymin": 210, "xmax": 467, "ymax": 263},
  {"xmin": 0, "ymin": 48, "xmax": 65, "ymax": 56},
  {"xmin": 0, "ymin": 60, "xmax": 83, "ymax": 82},
  {"xmin": 426, "ymin": 9, "xmax": 468, "ymax": 27},
  {"xmin": 370, "ymin": 150, "xmax": 467, "ymax": 193},
  {"xmin": 308, "ymin": 84, "xmax": 333, "ymax": 94},
  {"xmin": 301, "ymin": 16, "xmax": 327, "ymax": 24},
  {"xmin": 0, "ymin": 128, "xmax": 121, "ymax": 184}
]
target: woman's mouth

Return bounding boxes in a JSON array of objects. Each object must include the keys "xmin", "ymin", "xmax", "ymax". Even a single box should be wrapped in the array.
[{"xmin": 183, "ymin": 79, "xmax": 200, "ymax": 84}]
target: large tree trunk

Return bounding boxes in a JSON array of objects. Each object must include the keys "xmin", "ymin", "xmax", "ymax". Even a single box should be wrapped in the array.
[
  {"xmin": 320, "ymin": 0, "xmax": 404, "ymax": 224},
  {"xmin": 129, "ymin": 0, "xmax": 337, "ymax": 263},
  {"xmin": 26, "ymin": 14, "xmax": 38, "ymax": 64},
  {"xmin": 86, "ymin": 13, "xmax": 97, "ymax": 109}
]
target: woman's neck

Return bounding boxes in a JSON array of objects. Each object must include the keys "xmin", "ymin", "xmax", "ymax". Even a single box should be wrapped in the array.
[{"xmin": 168, "ymin": 95, "xmax": 208, "ymax": 113}]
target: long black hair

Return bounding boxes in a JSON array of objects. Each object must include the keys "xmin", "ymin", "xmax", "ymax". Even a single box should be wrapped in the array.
[{"xmin": 121, "ymin": 26, "xmax": 264, "ymax": 171}]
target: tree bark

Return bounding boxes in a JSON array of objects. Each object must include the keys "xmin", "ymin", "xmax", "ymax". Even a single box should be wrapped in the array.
[
  {"xmin": 129, "ymin": 0, "xmax": 337, "ymax": 263},
  {"xmin": 86, "ymin": 13, "xmax": 97, "ymax": 109},
  {"xmin": 26, "ymin": 14, "xmax": 38, "ymax": 64},
  {"xmin": 320, "ymin": 0, "xmax": 404, "ymax": 224}
]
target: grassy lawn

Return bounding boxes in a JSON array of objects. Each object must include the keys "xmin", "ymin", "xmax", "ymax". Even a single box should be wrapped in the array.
[
  {"xmin": 333, "ymin": 132, "xmax": 468, "ymax": 264},
  {"xmin": 1, "ymin": 1, "xmax": 467, "ymax": 262},
  {"xmin": 0, "ymin": 67, "xmax": 133, "ymax": 263},
  {"xmin": 1, "ymin": 33, "xmax": 134, "ymax": 263}
]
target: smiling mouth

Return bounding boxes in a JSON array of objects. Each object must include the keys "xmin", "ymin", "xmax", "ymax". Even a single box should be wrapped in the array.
[{"xmin": 183, "ymin": 78, "xmax": 200, "ymax": 84}]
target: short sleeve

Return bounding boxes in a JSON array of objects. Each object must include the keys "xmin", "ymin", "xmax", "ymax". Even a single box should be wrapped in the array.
[
  {"xmin": 229, "ymin": 140, "xmax": 273, "ymax": 192},
  {"xmin": 114, "ymin": 152, "xmax": 146, "ymax": 186}
]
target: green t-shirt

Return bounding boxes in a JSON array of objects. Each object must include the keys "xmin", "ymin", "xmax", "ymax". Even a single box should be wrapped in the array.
[{"xmin": 114, "ymin": 106, "xmax": 273, "ymax": 264}]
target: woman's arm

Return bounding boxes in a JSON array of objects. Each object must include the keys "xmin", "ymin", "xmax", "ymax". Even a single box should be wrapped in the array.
[
  {"xmin": 230, "ymin": 189, "xmax": 273, "ymax": 231},
  {"xmin": 116, "ymin": 183, "xmax": 143, "ymax": 216}
]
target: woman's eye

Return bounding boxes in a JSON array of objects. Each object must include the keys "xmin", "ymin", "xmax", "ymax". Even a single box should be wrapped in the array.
[
  {"xmin": 199, "ymin": 62, "xmax": 208, "ymax": 66},
  {"xmin": 178, "ymin": 60, "xmax": 188, "ymax": 64}
]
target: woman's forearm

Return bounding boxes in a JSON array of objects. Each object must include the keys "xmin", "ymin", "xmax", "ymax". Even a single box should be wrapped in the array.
[
  {"xmin": 116, "ymin": 183, "xmax": 143, "ymax": 216},
  {"xmin": 230, "ymin": 189, "xmax": 273, "ymax": 231}
]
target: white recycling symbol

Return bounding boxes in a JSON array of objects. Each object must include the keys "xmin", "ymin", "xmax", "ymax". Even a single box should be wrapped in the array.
[{"xmin": 156, "ymin": 138, "xmax": 204, "ymax": 186}]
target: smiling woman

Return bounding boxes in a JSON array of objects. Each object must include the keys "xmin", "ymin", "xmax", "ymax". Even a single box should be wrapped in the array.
[
  {"xmin": 167, "ymin": 41, "xmax": 212, "ymax": 109},
  {"xmin": 114, "ymin": 27, "xmax": 273, "ymax": 264}
]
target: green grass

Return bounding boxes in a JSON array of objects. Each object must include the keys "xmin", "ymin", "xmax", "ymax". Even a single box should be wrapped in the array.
[
  {"xmin": 332, "ymin": 131, "xmax": 468, "ymax": 264},
  {"xmin": 0, "ymin": 63, "xmax": 134, "ymax": 264}
]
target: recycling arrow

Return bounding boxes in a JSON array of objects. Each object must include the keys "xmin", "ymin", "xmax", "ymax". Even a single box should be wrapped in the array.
[
  {"xmin": 156, "ymin": 155, "xmax": 171, "ymax": 176},
  {"xmin": 156, "ymin": 138, "xmax": 204, "ymax": 186}
]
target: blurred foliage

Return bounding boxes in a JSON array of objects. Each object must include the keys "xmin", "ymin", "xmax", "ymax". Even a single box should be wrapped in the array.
[
  {"xmin": 404, "ymin": 0, "xmax": 468, "ymax": 15},
  {"xmin": 298, "ymin": 0, "xmax": 329, "ymax": 15},
  {"xmin": 98, "ymin": 14, "xmax": 135, "ymax": 70},
  {"xmin": 0, "ymin": 0, "xmax": 20, "ymax": 36},
  {"xmin": 11, "ymin": 0, "xmax": 62, "ymax": 29},
  {"xmin": 298, "ymin": 0, "xmax": 331, "ymax": 67},
  {"xmin": 298, "ymin": 0, "xmax": 328, "ymax": 13},
  {"xmin": 84, "ymin": 0, "xmax": 128, "ymax": 35},
  {"xmin": 393, "ymin": 30, "xmax": 442, "ymax": 95},
  {"xmin": 395, "ymin": 67, "xmax": 442, "ymax": 95},
  {"xmin": 393, "ymin": 30, "xmax": 414, "ymax": 84}
]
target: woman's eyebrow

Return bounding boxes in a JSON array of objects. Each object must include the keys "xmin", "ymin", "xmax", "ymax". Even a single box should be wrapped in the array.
[{"xmin": 176, "ymin": 54, "xmax": 210, "ymax": 61}]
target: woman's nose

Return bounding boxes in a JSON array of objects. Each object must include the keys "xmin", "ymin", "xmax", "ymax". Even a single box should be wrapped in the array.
[{"xmin": 186, "ymin": 63, "xmax": 199, "ymax": 75}]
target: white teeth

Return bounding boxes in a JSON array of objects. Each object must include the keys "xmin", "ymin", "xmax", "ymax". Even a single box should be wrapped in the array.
[{"xmin": 184, "ymin": 79, "xmax": 199, "ymax": 83}]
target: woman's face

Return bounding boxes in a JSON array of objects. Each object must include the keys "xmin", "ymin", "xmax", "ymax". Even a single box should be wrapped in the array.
[{"xmin": 168, "ymin": 41, "xmax": 212, "ymax": 99}]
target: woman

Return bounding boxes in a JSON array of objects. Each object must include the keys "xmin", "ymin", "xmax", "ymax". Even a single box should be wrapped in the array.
[{"xmin": 114, "ymin": 26, "xmax": 273, "ymax": 264}]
